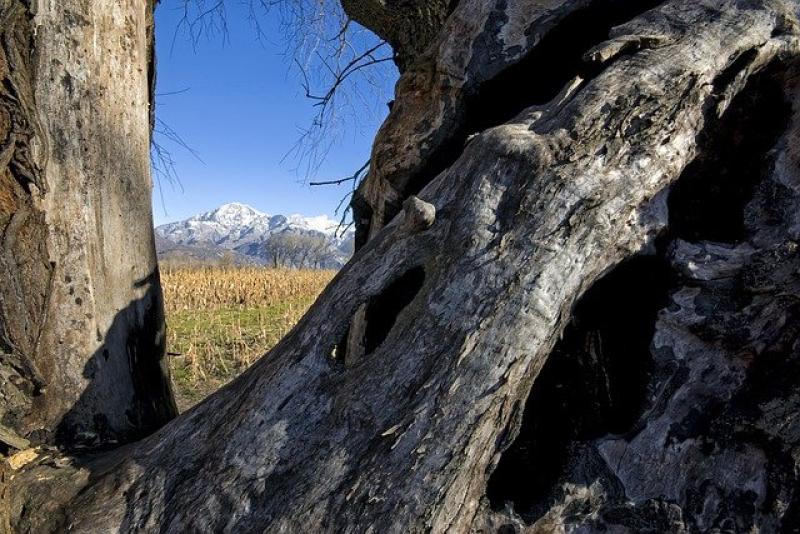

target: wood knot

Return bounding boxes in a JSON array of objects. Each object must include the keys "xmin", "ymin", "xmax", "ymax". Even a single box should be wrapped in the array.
[{"xmin": 402, "ymin": 196, "xmax": 435, "ymax": 232}]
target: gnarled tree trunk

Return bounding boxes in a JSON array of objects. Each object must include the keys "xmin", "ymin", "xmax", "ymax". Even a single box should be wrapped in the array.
[
  {"xmin": 9, "ymin": 0, "xmax": 800, "ymax": 532},
  {"xmin": 0, "ymin": 0, "xmax": 175, "ymax": 452},
  {"xmin": 340, "ymin": 0, "xmax": 456, "ymax": 70}
]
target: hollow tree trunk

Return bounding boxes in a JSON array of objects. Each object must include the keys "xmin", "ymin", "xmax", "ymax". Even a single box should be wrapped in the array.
[
  {"xmin": 0, "ymin": 0, "xmax": 175, "ymax": 451},
  {"xmin": 10, "ymin": 0, "xmax": 800, "ymax": 532}
]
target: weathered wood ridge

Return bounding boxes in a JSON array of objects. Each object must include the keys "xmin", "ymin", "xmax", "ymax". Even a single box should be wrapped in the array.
[{"xmin": 8, "ymin": 0, "xmax": 800, "ymax": 532}]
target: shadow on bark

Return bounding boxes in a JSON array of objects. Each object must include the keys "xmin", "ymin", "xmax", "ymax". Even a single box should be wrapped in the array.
[
  {"xmin": 53, "ymin": 270, "xmax": 176, "ymax": 450},
  {"xmin": 363, "ymin": 266, "xmax": 426, "ymax": 355},
  {"xmin": 486, "ymin": 58, "xmax": 797, "ymax": 527},
  {"xmin": 486, "ymin": 255, "xmax": 674, "ymax": 522},
  {"xmin": 668, "ymin": 62, "xmax": 791, "ymax": 243},
  {"xmin": 402, "ymin": 0, "xmax": 665, "ymax": 201}
]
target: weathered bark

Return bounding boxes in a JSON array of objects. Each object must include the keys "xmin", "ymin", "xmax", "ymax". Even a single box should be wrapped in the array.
[
  {"xmin": 353, "ymin": 0, "xmax": 679, "ymax": 246},
  {"xmin": 8, "ymin": 0, "xmax": 800, "ymax": 532},
  {"xmin": 340, "ymin": 0, "xmax": 456, "ymax": 70},
  {"xmin": 6, "ymin": 0, "xmax": 800, "ymax": 532},
  {"xmin": 0, "ymin": 0, "xmax": 175, "ymax": 451}
]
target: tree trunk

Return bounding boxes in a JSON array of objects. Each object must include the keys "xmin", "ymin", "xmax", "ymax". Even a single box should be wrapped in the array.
[
  {"xmin": 0, "ymin": 0, "xmax": 175, "ymax": 451},
  {"xmin": 340, "ymin": 0, "xmax": 455, "ymax": 70},
  {"xmin": 10, "ymin": 0, "xmax": 800, "ymax": 532}
]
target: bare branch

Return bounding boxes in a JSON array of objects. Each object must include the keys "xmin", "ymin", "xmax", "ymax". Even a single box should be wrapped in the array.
[
  {"xmin": 161, "ymin": 1, "xmax": 398, "ymax": 203},
  {"xmin": 309, "ymin": 159, "xmax": 369, "ymax": 186}
]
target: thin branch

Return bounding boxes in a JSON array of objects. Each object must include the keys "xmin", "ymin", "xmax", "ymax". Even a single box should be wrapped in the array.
[
  {"xmin": 161, "ymin": 0, "xmax": 396, "ymax": 203},
  {"xmin": 154, "ymin": 118, "xmax": 204, "ymax": 164},
  {"xmin": 156, "ymin": 87, "xmax": 192, "ymax": 97},
  {"xmin": 309, "ymin": 159, "xmax": 369, "ymax": 186}
]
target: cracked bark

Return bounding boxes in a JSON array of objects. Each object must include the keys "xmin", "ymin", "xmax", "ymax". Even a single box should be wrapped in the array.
[{"xmin": 8, "ymin": 0, "xmax": 800, "ymax": 532}]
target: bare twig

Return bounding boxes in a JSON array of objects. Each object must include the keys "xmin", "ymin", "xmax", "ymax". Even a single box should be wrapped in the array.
[
  {"xmin": 160, "ymin": 0, "xmax": 396, "ymax": 224},
  {"xmin": 309, "ymin": 159, "xmax": 369, "ymax": 186}
]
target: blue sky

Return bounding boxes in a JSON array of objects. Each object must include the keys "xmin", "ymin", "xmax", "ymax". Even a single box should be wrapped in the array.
[{"xmin": 152, "ymin": 2, "xmax": 397, "ymax": 225}]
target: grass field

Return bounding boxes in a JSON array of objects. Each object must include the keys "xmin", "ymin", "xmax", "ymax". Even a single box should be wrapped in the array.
[{"xmin": 161, "ymin": 265, "xmax": 336, "ymax": 411}]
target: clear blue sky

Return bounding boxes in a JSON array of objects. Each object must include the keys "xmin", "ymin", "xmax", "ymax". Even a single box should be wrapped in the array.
[{"xmin": 152, "ymin": 2, "xmax": 397, "ymax": 225}]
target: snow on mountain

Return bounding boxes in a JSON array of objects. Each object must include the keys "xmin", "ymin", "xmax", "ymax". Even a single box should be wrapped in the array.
[
  {"xmin": 286, "ymin": 214, "xmax": 341, "ymax": 235},
  {"xmin": 155, "ymin": 203, "xmax": 353, "ymax": 268},
  {"xmin": 197, "ymin": 202, "xmax": 266, "ymax": 225}
]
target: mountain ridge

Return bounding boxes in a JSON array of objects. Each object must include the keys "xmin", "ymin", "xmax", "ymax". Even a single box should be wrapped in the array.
[{"xmin": 155, "ymin": 203, "xmax": 353, "ymax": 268}]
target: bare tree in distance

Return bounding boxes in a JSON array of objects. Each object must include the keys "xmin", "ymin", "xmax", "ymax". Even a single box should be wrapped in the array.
[
  {"xmin": 290, "ymin": 233, "xmax": 329, "ymax": 268},
  {"xmin": 307, "ymin": 234, "xmax": 333, "ymax": 268},
  {"xmin": 262, "ymin": 232, "xmax": 296, "ymax": 267},
  {"xmin": 263, "ymin": 232, "xmax": 336, "ymax": 268}
]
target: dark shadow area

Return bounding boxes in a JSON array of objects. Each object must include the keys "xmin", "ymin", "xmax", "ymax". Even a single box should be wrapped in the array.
[
  {"xmin": 352, "ymin": 190, "xmax": 375, "ymax": 251},
  {"xmin": 403, "ymin": 0, "xmax": 664, "ymax": 198},
  {"xmin": 711, "ymin": 49, "xmax": 759, "ymax": 95},
  {"xmin": 668, "ymin": 63, "xmax": 791, "ymax": 243},
  {"xmin": 486, "ymin": 256, "xmax": 673, "ymax": 522},
  {"xmin": 54, "ymin": 270, "xmax": 177, "ymax": 450},
  {"xmin": 707, "ymin": 296, "xmax": 800, "ymax": 533},
  {"xmin": 329, "ymin": 325, "xmax": 350, "ymax": 364},
  {"xmin": 363, "ymin": 266, "xmax": 426, "ymax": 355},
  {"xmin": 467, "ymin": 0, "xmax": 664, "ymax": 134}
]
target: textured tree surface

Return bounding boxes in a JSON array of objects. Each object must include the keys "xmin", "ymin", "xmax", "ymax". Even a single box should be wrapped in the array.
[
  {"xmin": 8, "ymin": 0, "xmax": 800, "ymax": 532},
  {"xmin": 0, "ymin": 0, "xmax": 175, "ymax": 451},
  {"xmin": 340, "ymin": 0, "xmax": 456, "ymax": 70}
]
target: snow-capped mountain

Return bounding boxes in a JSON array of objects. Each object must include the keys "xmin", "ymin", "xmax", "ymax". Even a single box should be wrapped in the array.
[{"xmin": 155, "ymin": 203, "xmax": 354, "ymax": 268}]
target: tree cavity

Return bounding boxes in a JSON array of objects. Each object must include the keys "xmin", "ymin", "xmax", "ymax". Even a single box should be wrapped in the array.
[
  {"xmin": 335, "ymin": 267, "xmax": 427, "ymax": 366},
  {"xmin": 486, "ymin": 256, "xmax": 673, "ymax": 523},
  {"xmin": 668, "ymin": 62, "xmax": 791, "ymax": 243},
  {"xmin": 363, "ymin": 267, "xmax": 426, "ymax": 355}
]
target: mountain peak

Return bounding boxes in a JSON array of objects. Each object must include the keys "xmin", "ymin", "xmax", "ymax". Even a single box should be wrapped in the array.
[
  {"xmin": 156, "ymin": 202, "xmax": 354, "ymax": 268},
  {"xmin": 217, "ymin": 202, "xmax": 262, "ymax": 213},
  {"xmin": 192, "ymin": 202, "xmax": 267, "ymax": 227}
]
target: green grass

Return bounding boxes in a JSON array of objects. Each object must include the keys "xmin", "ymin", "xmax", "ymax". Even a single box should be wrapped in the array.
[{"xmin": 167, "ymin": 297, "xmax": 316, "ymax": 411}]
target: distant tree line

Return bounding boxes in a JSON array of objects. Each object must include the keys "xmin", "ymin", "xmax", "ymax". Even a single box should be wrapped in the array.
[{"xmin": 262, "ymin": 232, "xmax": 336, "ymax": 269}]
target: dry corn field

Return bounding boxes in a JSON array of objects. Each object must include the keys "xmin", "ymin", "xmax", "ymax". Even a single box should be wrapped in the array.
[{"xmin": 161, "ymin": 265, "xmax": 336, "ymax": 411}]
